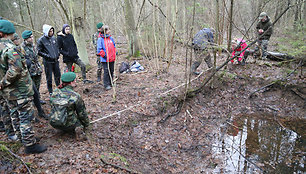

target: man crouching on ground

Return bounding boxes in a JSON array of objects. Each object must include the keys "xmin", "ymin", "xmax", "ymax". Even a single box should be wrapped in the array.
[{"xmin": 49, "ymin": 72, "xmax": 89, "ymax": 135}]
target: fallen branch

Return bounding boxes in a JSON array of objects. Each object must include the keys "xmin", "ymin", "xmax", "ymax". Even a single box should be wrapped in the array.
[
  {"xmin": 249, "ymin": 60, "xmax": 303, "ymax": 98},
  {"xmin": 100, "ymin": 158, "xmax": 140, "ymax": 174},
  {"xmin": 0, "ymin": 144, "xmax": 32, "ymax": 174},
  {"xmin": 158, "ymin": 100, "xmax": 184, "ymax": 123}
]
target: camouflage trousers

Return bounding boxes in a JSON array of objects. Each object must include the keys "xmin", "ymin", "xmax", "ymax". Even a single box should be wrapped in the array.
[
  {"xmin": 192, "ymin": 48, "xmax": 213, "ymax": 73},
  {"xmin": 0, "ymin": 97, "xmax": 14, "ymax": 136},
  {"xmin": 31, "ymin": 75, "xmax": 42, "ymax": 92},
  {"xmin": 255, "ymin": 40, "xmax": 269, "ymax": 59},
  {"xmin": 7, "ymin": 96, "xmax": 36, "ymax": 146},
  {"xmin": 66, "ymin": 58, "xmax": 87, "ymax": 80},
  {"xmin": 97, "ymin": 56, "xmax": 103, "ymax": 79}
]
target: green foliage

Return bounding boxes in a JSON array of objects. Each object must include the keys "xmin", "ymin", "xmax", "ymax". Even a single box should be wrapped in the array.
[
  {"xmin": 263, "ymin": 62, "xmax": 272, "ymax": 67},
  {"xmin": 109, "ymin": 153, "xmax": 128, "ymax": 166},
  {"xmin": 133, "ymin": 50, "xmax": 141, "ymax": 57},
  {"xmin": 277, "ymin": 26, "xmax": 306, "ymax": 57}
]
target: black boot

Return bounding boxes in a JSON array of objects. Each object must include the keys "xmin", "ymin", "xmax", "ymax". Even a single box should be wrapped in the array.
[{"xmin": 24, "ymin": 143, "xmax": 47, "ymax": 154}]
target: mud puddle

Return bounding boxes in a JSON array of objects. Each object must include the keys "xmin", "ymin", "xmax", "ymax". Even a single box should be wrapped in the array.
[{"xmin": 212, "ymin": 115, "xmax": 305, "ymax": 173}]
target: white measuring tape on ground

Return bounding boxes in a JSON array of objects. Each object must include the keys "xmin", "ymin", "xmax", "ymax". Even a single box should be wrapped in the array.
[{"xmin": 90, "ymin": 68, "xmax": 212, "ymax": 124}]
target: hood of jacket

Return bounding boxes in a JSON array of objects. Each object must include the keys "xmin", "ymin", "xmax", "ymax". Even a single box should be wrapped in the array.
[
  {"xmin": 62, "ymin": 24, "xmax": 70, "ymax": 35},
  {"xmin": 43, "ymin": 24, "xmax": 54, "ymax": 37},
  {"xmin": 101, "ymin": 34, "xmax": 111, "ymax": 38}
]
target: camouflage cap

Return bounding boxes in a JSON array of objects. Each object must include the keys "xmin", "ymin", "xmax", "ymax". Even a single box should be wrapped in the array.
[
  {"xmin": 259, "ymin": 12, "xmax": 267, "ymax": 20},
  {"xmin": 61, "ymin": 72, "xmax": 76, "ymax": 83},
  {"xmin": 0, "ymin": 20, "xmax": 15, "ymax": 34},
  {"xmin": 22, "ymin": 30, "xmax": 32, "ymax": 39},
  {"xmin": 96, "ymin": 22, "xmax": 104, "ymax": 29}
]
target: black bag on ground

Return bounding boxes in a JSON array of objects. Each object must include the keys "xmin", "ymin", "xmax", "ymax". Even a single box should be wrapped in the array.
[{"xmin": 119, "ymin": 62, "xmax": 130, "ymax": 73}]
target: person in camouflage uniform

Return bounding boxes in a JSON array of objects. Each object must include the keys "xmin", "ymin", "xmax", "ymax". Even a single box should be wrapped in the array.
[
  {"xmin": 92, "ymin": 22, "xmax": 103, "ymax": 82},
  {"xmin": 0, "ymin": 95, "xmax": 16, "ymax": 140},
  {"xmin": 191, "ymin": 28, "xmax": 214, "ymax": 75},
  {"xmin": 12, "ymin": 33, "xmax": 48, "ymax": 120},
  {"xmin": 0, "ymin": 20, "xmax": 47, "ymax": 154},
  {"xmin": 50, "ymin": 72, "xmax": 89, "ymax": 133},
  {"xmin": 21, "ymin": 30, "xmax": 43, "ymax": 92}
]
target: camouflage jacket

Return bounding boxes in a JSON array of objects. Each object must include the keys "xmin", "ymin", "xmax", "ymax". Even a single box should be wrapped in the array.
[
  {"xmin": 92, "ymin": 31, "xmax": 101, "ymax": 51},
  {"xmin": 0, "ymin": 38, "xmax": 34, "ymax": 100},
  {"xmin": 50, "ymin": 85, "xmax": 89, "ymax": 128},
  {"xmin": 21, "ymin": 41, "xmax": 42, "ymax": 76}
]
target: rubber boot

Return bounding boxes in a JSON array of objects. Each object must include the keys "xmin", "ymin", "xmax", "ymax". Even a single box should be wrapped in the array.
[
  {"xmin": 25, "ymin": 143, "xmax": 47, "ymax": 154},
  {"xmin": 191, "ymin": 61, "xmax": 201, "ymax": 75},
  {"xmin": 204, "ymin": 54, "xmax": 213, "ymax": 68}
]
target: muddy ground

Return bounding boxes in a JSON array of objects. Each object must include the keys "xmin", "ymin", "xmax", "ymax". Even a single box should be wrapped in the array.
[{"xmin": 0, "ymin": 36, "xmax": 305, "ymax": 173}]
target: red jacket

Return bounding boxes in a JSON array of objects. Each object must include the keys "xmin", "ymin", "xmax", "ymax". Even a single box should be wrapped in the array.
[
  {"xmin": 231, "ymin": 39, "xmax": 249, "ymax": 62},
  {"xmin": 97, "ymin": 34, "xmax": 116, "ymax": 62}
]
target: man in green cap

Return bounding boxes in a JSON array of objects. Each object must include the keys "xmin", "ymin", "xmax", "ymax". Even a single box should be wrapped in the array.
[
  {"xmin": 255, "ymin": 12, "xmax": 273, "ymax": 59},
  {"xmin": 0, "ymin": 20, "xmax": 47, "ymax": 154},
  {"xmin": 22, "ymin": 30, "xmax": 43, "ymax": 92},
  {"xmin": 92, "ymin": 22, "xmax": 104, "ymax": 82},
  {"xmin": 50, "ymin": 72, "xmax": 89, "ymax": 134}
]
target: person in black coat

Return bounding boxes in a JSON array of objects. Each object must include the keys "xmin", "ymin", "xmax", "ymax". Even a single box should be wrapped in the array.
[
  {"xmin": 57, "ymin": 24, "xmax": 92, "ymax": 84},
  {"xmin": 37, "ymin": 24, "xmax": 61, "ymax": 95}
]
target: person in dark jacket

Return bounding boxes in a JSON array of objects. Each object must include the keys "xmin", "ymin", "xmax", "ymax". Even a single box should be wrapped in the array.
[
  {"xmin": 191, "ymin": 28, "xmax": 214, "ymax": 75},
  {"xmin": 255, "ymin": 12, "xmax": 273, "ymax": 59},
  {"xmin": 97, "ymin": 25, "xmax": 116, "ymax": 90},
  {"xmin": 37, "ymin": 24, "xmax": 61, "ymax": 95},
  {"xmin": 57, "ymin": 24, "xmax": 92, "ymax": 84}
]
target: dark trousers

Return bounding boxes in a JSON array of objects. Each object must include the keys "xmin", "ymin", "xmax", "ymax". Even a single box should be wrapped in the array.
[
  {"xmin": 102, "ymin": 62, "xmax": 114, "ymax": 88},
  {"xmin": 43, "ymin": 60, "xmax": 61, "ymax": 94},
  {"xmin": 32, "ymin": 84, "xmax": 43, "ymax": 115}
]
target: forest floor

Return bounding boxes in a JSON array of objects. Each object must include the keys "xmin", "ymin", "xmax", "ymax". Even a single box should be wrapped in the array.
[{"xmin": 0, "ymin": 35, "xmax": 305, "ymax": 173}]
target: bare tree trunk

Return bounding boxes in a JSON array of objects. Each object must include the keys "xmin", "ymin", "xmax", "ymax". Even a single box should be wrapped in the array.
[
  {"xmin": 227, "ymin": 0, "xmax": 234, "ymax": 51},
  {"xmin": 25, "ymin": 0, "xmax": 35, "ymax": 42},
  {"xmin": 18, "ymin": 0, "xmax": 25, "ymax": 23},
  {"xmin": 68, "ymin": 0, "xmax": 89, "ymax": 64},
  {"xmin": 214, "ymin": 0, "xmax": 220, "ymax": 68},
  {"xmin": 124, "ymin": 0, "xmax": 140, "ymax": 57}
]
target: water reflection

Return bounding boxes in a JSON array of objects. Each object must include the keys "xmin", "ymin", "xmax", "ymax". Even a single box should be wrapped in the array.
[{"xmin": 212, "ymin": 115, "xmax": 305, "ymax": 173}]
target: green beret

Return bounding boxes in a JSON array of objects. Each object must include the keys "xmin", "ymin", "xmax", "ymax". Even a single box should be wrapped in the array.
[
  {"xmin": 96, "ymin": 22, "xmax": 104, "ymax": 29},
  {"xmin": 61, "ymin": 72, "xmax": 76, "ymax": 83},
  {"xmin": 0, "ymin": 20, "xmax": 15, "ymax": 34},
  {"xmin": 22, "ymin": 30, "xmax": 32, "ymax": 39}
]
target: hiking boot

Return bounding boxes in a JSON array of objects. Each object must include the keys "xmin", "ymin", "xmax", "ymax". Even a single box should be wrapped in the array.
[
  {"xmin": 25, "ymin": 143, "xmax": 47, "ymax": 154},
  {"xmin": 40, "ymin": 100, "xmax": 47, "ymax": 105},
  {"xmin": 105, "ymin": 86, "xmax": 112, "ymax": 90},
  {"xmin": 83, "ymin": 79, "xmax": 94, "ymax": 84}
]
